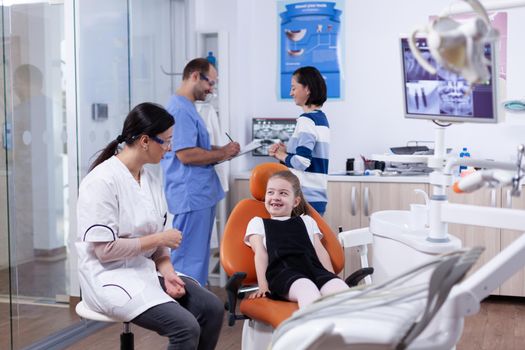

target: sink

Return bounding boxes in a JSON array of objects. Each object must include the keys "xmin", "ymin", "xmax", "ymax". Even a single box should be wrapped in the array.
[
  {"xmin": 369, "ymin": 210, "xmax": 461, "ymax": 254},
  {"xmin": 370, "ymin": 210, "xmax": 413, "ymax": 236}
]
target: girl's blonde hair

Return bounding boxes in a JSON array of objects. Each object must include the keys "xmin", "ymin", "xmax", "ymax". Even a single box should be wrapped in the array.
[{"xmin": 268, "ymin": 170, "xmax": 309, "ymax": 217}]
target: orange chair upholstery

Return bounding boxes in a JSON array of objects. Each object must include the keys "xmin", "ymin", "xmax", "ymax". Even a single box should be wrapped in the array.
[{"xmin": 220, "ymin": 162, "xmax": 344, "ymax": 328}]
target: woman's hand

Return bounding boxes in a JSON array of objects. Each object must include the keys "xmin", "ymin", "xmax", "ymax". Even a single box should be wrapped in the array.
[
  {"xmin": 159, "ymin": 229, "xmax": 182, "ymax": 249},
  {"xmin": 249, "ymin": 287, "xmax": 269, "ymax": 299},
  {"xmin": 164, "ymin": 273, "xmax": 186, "ymax": 299},
  {"xmin": 268, "ymin": 142, "xmax": 287, "ymax": 162}
]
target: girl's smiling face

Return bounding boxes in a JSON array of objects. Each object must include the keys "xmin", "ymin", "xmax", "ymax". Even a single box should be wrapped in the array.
[{"xmin": 264, "ymin": 177, "xmax": 300, "ymax": 217}]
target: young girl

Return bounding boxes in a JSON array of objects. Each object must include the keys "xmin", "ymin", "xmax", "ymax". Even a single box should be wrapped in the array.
[{"xmin": 244, "ymin": 170, "xmax": 348, "ymax": 308}]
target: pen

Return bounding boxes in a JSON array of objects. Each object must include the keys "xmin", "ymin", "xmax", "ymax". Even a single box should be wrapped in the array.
[{"xmin": 225, "ymin": 132, "xmax": 234, "ymax": 142}]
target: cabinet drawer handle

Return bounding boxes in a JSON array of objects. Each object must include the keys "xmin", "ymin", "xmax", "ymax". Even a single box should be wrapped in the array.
[
  {"xmin": 351, "ymin": 186, "xmax": 357, "ymax": 216},
  {"xmin": 490, "ymin": 189, "xmax": 496, "ymax": 207},
  {"xmin": 364, "ymin": 187, "xmax": 369, "ymax": 217},
  {"xmin": 506, "ymin": 189, "xmax": 512, "ymax": 208}
]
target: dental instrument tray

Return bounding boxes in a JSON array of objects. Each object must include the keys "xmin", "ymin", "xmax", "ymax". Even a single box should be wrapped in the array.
[{"xmin": 390, "ymin": 146, "xmax": 430, "ymax": 155}]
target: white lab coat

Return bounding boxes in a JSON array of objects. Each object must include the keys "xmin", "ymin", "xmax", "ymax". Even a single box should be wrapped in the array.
[
  {"xmin": 196, "ymin": 101, "xmax": 229, "ymax": 250},
  {"xmin": 195, "ymin": 101, "xmax": 229, "ymax": 192},
  {"xmin": 76, "ymin": 156, "xmax": 174, "ymax": 321}
]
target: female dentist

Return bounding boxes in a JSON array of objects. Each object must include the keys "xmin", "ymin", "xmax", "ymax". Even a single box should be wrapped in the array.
[{"xmin": 76, "ymin": 102, "xmax": 223, "ymax": 350}]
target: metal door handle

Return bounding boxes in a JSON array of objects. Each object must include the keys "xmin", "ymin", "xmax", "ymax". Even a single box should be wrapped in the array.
[
  {"xmin": 351, "ymin": 186, "xmax": 357, "ymax": 216},
  {"xmin": 363, "ymin": 187, "xmax": 369, "ymax": 217},
  {"xmin": 506, "ymin": 189, "xmax": 512, "ymax": 208}
]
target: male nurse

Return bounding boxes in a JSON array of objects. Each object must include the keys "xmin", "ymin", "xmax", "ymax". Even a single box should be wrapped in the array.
[{"xmin": 161, "ymin": 58, "xmax": 240, "ymax": 285}]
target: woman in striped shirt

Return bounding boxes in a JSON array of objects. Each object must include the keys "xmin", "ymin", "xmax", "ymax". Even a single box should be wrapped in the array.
[{"xmin": 269, "ymin": 66, "xmax": 329, "ymax": 215}]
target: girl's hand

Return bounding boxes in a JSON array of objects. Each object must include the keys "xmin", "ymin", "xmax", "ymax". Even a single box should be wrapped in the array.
[
  {"xmin": 164, "ymin": 273, "xmax": 186, "ymax": 299},
  {"xmin": 249, "ymin": 287, "xmax": 269, "ymax": 299}
]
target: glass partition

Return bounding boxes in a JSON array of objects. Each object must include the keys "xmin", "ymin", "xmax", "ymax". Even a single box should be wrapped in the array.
[
  {"xmin": 1, "ymin": 5, "xmax": 12, "ymax": 347},
  {"xmin": 0, "ymin": 1, "xmax": 74, "ymax": 348},
  {"xmin": 0, "ymin": 0, "xmax": 185, "ymax": 348}
]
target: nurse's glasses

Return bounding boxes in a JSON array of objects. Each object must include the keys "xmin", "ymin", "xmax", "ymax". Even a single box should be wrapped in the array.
[{"xmin": 151, "ymin": 135, "xmax": 171, "ymax": 149}]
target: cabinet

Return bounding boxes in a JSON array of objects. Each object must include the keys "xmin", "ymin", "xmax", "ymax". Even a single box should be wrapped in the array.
[
  {"xmin": 325, "ymin": 181, "xmax": 429, "ymax": 233},
  {"xmin": 443, "ymin": 187, "xmax": 502, "ymax": 294},
  {"xmin": 325, "ymin": 181, "xmax": 428, "ymax": 278},
  {"xmin": 437, "ymin": 186, "xmax": 525, "ymax": 297},
  {"xmin": 500, "ymin": 189, "xmax": 525, "ymax": 296}
]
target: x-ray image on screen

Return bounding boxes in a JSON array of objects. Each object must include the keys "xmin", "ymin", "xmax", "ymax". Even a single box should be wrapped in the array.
[
  {"xmin": 252, "ymin": 118, "xmax": 296, "ymax": 156},
  {"xmin": 401, "ymin": 37, "xmax": 497, "ymax": 123}
]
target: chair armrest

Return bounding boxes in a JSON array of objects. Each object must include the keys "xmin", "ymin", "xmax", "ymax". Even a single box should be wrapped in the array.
[
  {"xmin": 338, "ymin": 227, "xmax": 373, "ymax": 248},
  {"xmin": 225, "ymin": 272, "xmax": 250, "ymax": 326},
  {"xmin": 345, "ymin": 267, "xmax": 374, "ymax": 287},
  {"xmin": 238, "ymin": 285, "xmax": 259, "ymax": 299}
]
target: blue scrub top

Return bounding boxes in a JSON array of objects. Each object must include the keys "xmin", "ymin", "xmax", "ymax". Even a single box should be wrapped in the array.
[{"xmin": 161, "ymin": 95, "xmax": 224, "ymax": 215}]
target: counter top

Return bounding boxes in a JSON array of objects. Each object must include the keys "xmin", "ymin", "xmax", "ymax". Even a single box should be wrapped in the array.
[{"xmin": 232, "ymin": 172, "xmax": 430, "ymax": 183}]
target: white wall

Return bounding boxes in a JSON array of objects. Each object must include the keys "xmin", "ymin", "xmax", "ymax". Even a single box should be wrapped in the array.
[{"xmin": 197, "ymin": 0, "xmax": 525, "ymax": 173}]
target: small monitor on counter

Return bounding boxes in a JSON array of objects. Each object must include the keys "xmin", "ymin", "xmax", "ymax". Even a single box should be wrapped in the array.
[
  {"xmin": 400, "ymin": 37, "xmax": 498, "ymax": 123},
  {"xmin": 252, "ymin": 118, "xmax": 296, "ymax": 156}
]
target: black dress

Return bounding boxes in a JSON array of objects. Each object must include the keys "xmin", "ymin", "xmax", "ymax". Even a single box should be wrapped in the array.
[{"xmin": 263, "ymin": 216, "xmax": 339, "ymax": 300}]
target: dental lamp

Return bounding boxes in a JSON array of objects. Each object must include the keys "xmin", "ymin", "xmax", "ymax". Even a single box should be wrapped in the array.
[{"xmin": 408, "ymin": 0, "xmax": 499, "ymax": 86}]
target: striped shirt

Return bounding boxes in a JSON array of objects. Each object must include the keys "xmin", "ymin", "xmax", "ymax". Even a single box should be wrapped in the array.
[{"xmin": 284, "ymin": 110, "xmax": 329, "ymax": 213}]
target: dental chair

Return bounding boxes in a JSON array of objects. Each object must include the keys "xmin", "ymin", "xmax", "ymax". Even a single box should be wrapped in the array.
[{"xmin": 220, "ymin": 162, "xmax": 373, "ymax": 350}]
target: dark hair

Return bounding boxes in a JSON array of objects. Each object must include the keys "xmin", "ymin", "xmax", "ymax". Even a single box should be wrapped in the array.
[
  {"xmin": 14, "ymin": 64, "xmax": 43, "ymax": 90},
  {"xmin": 268, "ymin": 170, "xmax": 309, "ymax": 217},
  {"xmin": 182, "ymin": 58, "xmax": 212, "ymax": 80},
  {"xmin": 89, "ymin": 102, "xmax": 174, "ymax": 171},
  {"xmin": 293, "ymin": 66, "xmax": 327, "ymax": 107}
]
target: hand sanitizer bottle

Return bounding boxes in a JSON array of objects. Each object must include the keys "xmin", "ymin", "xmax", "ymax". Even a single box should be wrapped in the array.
[
  {"xmin": 206, "ymin": 51, "xmax": 217, "ymax": 68},
  {"xmin": 459, "ymin": 147, "xmax": 470, "ymax": 176}
]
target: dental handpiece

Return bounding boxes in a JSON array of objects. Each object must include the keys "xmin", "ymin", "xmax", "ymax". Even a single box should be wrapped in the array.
[
  {"xmin": 421, "ymin": 88, "xmax": 427, "ymax": 108},
  {"xmin": 415, "ymin": 90, "xmax": 419, "ymax": 109}
]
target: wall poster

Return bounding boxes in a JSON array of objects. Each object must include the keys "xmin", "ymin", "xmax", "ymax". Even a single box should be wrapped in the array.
[{"xmin": 278, "ymin": 1, "xmax": 344, "ymax": 99}]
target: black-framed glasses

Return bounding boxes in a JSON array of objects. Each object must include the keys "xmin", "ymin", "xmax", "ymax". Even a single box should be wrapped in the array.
[
  {"xmin": 199, "ymin": 72, "xmax": 216, "ymax": 87},
  {"xmin": 151, "ymin": 135, "xmax": 171, "ymax": 149}
]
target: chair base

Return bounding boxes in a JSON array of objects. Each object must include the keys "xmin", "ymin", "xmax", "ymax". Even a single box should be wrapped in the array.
[
  {"xmin": 241, "ymin": 319, "xmax": 273, "ymax": 350},
  {"xmin": 120, "ymin": 331, "xmax": 134, "ymax": 350},
  {"xmin": 75, "ymin": 301, "xmax": 134, "ymax": 350}
]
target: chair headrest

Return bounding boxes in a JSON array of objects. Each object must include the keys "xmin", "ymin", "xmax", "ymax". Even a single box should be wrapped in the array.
[{"xmin": 250, "ymin": 162, "xmax": 289, "ymax": 201}]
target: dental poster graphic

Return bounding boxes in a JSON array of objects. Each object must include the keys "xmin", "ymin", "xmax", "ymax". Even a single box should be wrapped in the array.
[{"xmin": 278, "ymin": 1, "xmax": 344, "ymax": 99}]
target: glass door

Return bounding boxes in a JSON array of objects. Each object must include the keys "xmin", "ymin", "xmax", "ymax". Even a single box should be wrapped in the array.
[
  {"xmin": 0, "ymin": 0, "xmax": 187, "ymax": 348},
  {"xmin": 0, "ymin": 1, "xmax": 75, "ymax": 348},
  {"xmin": 1, "ymin": 4, "xmax": 12, "ymax": 347}
]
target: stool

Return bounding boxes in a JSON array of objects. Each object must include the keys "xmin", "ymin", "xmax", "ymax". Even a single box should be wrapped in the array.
[{"xmin": 75, "ymin": 300, "xmax": 134, "ymax": 350}]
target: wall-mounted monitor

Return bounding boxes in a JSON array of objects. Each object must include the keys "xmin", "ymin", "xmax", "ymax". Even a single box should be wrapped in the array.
[
  {"xmin": 400, "ymin": 37, "xmax": 498, "ymax": 123},
  {"xmin": 252, "ymin": 118, "xmax": 296, "ymax": 156}
]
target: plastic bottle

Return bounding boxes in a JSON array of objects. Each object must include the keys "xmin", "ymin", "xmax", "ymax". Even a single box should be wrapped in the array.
[
  {"xmin": 353, "ymin": 156, "xmax": 365, "ymax": 175},
  {"xmin": 206, "ymin": 51, "xmax": 217, "ymax": 68},
  {"xmin": 459, "ymin": 147, "xmax": 470, "ymax": 175}
]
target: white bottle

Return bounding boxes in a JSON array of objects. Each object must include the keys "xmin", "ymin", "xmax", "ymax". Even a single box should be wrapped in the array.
[{"xmin": 354, "ymin": 157, "xmax": 365, "ymax": 175}]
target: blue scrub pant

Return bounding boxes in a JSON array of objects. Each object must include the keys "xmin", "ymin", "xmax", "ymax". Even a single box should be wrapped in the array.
[{"xmin": 171, "ymin": 205, "xmax": 216, "ymax": 286}]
